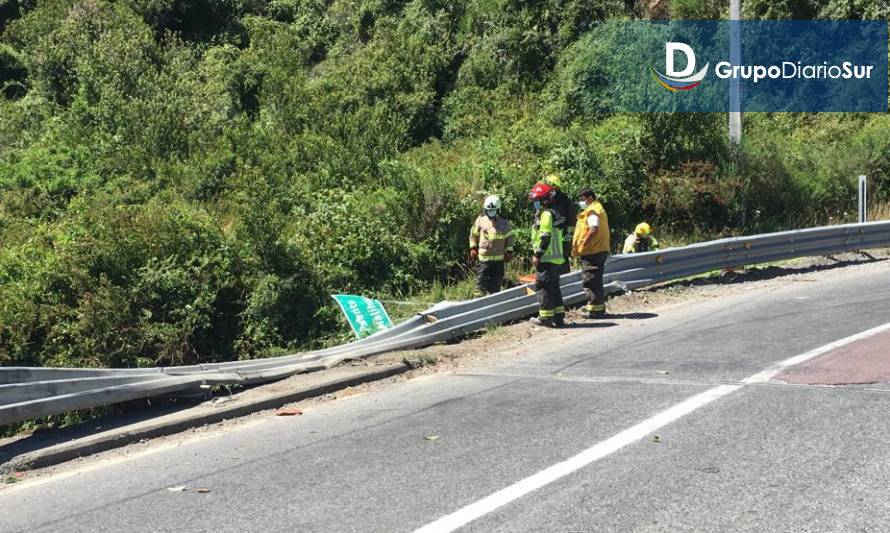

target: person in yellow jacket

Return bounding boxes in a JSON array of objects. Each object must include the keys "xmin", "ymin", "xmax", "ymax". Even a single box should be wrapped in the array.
[
  {"xmin": 572, "ymin": 187, "xmax": 610, "ymax": 319},
  {"xmin": 622, "ymin": 222, "xmax": 660, "ymax": 254},
  {"xmin": 469, "ymin": 195, "xmax": 514, "ymax": 296},
  {"xmin": 528, "ymin": 182, "xmax": 565, "ymax": 327}
]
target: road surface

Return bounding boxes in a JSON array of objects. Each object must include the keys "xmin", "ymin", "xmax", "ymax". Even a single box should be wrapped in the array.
[{"xmin": 2, "ymin": 260, "xmax": 889, "ymax": 532}]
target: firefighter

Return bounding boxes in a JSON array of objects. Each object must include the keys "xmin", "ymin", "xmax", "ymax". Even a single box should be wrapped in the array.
[
  {"xmin": 542, "ymin": 174, "xmax": 576, "ymax": 275},
  {"xmin": 622, "ymin": 222, "xmax": 660, "ymax": 254},
  {"xmin": 572, "ymin": 187, "xmax": 610, "ymax": 318},
  {"xmin": 469, "ymin": 195, "xmax": 514, "ymax": 296},
  {"xmin": 528, "ymin": 182, "xmax": 565, "ymax": 327}
]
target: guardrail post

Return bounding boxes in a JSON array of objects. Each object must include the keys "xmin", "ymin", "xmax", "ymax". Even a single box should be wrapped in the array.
[{"xmin": 858, "ymin": 175, "xmax": 867, "ymax": 223}]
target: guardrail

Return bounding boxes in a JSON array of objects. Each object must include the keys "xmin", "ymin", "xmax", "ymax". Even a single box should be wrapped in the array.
[{"xmin": 2, "ymin": 221, "xmax": 889, "ymax": 427}]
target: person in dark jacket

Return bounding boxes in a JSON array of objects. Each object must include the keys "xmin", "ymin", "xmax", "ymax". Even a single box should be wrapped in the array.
[
  {"xmin": 542, "ymin": 174, "xmax": 576, "ymax": 274},
  {"xmin": 528, "ymin": 182, "xmax": 566, "ymax": 328}
]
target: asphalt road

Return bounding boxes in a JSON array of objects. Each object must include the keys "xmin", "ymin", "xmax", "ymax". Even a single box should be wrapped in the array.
[{"xmin": 3, "ymin": 262, "xmax": 890, "ymax": 533}]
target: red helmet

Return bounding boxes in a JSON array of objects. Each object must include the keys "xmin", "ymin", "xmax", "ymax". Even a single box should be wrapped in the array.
[{"xmin": 528, "ymin": 182, "xmax": 554, "ymax": 203}]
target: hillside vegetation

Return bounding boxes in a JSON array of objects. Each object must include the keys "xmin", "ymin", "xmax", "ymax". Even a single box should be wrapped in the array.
[{"xmin": 1, "ymin": 0, "xmax": 888, "ymax": 369}]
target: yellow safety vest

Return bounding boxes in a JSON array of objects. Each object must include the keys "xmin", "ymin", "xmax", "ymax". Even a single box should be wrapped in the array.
[
  {"xmin": 533, "ymin": 209, "xmax": 565, "ymax": 265},
  {"xmin": 573, "ymin": 201, "xmax": 610, "ymax": 256}
]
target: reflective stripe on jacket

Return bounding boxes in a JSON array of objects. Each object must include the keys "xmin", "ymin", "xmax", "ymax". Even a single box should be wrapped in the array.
[
  {"xmin": 469, "ymin": 215, "xmax": 513, "ymax": 262},
  {"xmin": 533, "ymin": 209, "xmax": 565, "ymax": 265}
]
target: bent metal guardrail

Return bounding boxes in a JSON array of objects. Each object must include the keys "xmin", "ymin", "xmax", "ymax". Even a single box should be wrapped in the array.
[{"xmin": 2, "ymin": 221, "xmax": 889, "ymax": 426}]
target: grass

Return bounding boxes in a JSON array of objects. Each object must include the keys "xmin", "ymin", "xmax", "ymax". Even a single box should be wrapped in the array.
[
  {"xmin": 381, "ymin": 278, "xmax": 478, "ymax": 324},
  {"xmin": 868, "ymin": 201, "xmax": 890, "ymax": 222},
  {"xmin": 483, "ymin": 322, "xmax": 507, "ymax": 338},
  {"xmin": 1, "ymin": 405, "xmax": 120, "ymax": 439}
]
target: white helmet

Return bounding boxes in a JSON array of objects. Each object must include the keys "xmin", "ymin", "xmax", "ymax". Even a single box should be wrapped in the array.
[{"xmin": 483, "ymin": 195, "xmax": 501, "ymax": 217}]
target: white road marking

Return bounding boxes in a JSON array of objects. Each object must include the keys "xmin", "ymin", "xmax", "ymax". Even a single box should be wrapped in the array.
[
  {"xmin": 414, "ymin": 321, "xmax": 890, "ymax": 533},
  {"xmin": 742, "ymin": 321, "xmax": 890, "ymax": 384},
  {"xmin": 414, "ymin": 384, "xmax": 740, "ymax": 533}
]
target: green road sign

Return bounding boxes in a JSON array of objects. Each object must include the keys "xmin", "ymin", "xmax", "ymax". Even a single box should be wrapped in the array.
[{"xmin": 331, "ymin": 294, "xmax": 394, "ymax": 339}]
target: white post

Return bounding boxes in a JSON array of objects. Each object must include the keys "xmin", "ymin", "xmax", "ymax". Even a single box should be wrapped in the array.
[
  {"xmin": 728, "ymin": 0, "xmax": 742, "ymax": 149},
  {"xmin": 858, "ymin": 175, "xmax": 867, "ymax": 223}
]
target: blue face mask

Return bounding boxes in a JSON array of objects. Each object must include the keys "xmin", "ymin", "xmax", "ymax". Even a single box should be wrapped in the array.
[
  {"xmin": 533, "ymin": 200, "xmax": 542, "ymax": 211},
  {"xmin": 485, "ymin": 209, "xmax": 498, "ymax": 218}
]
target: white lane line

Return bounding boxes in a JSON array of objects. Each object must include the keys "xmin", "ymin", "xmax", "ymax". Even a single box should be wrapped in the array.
[
  {"xmin": 414, "ymin": 384, "xmax": 740, "ymax": 533},
  {"xmin": 742, "ymin": 321, "xmax": 890, "ymax": 384},
  {"xmin": 414, "ymin": 321, "xmax": 890, "ymax": 533}
]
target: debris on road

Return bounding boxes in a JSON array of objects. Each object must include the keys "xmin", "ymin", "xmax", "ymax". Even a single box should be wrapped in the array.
[
  {"xmin": 196, "ymin": 488, "xmax": 211, "ymax": 493},
  {"xmin": 424, "ymin": 435, "xmax": 439, "ymax": 441},
  {"xmin": 276, "ymin": 407, "xmax": 303, "ymax": 416},
  {"xmin": 167, "ymin": 486, "xmax": 187, "ymax": 492}
]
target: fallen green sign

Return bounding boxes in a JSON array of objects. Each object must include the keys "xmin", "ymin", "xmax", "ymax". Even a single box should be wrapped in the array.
[{"xmin": 331, "ymin": 294, "xmax": 394, "ymax": 339}]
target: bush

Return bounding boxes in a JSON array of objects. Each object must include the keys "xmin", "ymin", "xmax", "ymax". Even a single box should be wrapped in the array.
[
  {"xmin": 0, "ymin": 195, "xmax": 247, "ymax": 367},
  {"xmin": 2, "ymin": 0, "xmax": 888, "ymax": 373},
  {"xmin": 645, "ymin": 161, "xmax": 742, "ymax": 232}
]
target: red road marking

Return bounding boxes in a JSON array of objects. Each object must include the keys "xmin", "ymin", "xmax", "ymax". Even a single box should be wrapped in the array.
[{"xmin": 778, "ymin": 330, "xmax": 890, "ymax": 385}]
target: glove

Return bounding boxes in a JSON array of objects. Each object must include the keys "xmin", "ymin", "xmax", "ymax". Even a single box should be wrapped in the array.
[
  {"xmin": 504, "ymin": 251, "xmax": 513, "ymax": 262},
  {"xmin": 469, "ymin": 248, "xmax": 478, "ymax": 262}
]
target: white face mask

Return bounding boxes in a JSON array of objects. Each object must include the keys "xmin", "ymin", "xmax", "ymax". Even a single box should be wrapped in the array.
[
  {"xmin": 485, "ymin": 209, "xmax": 498, "ymax": 218},
  {"xmin": 577, "ymin": 201, "xmax": 587, "ymax": 209}
]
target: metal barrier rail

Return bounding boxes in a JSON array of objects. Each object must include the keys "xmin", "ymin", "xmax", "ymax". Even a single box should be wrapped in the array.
[{"xmin": 2, "ymin": 221, "xmax": 889, "ymax": 427}]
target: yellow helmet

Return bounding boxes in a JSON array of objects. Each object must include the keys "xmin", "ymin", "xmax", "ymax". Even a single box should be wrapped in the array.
[
  {"xmin": 635, "ymin": 222, "xmax": 652, "ymax": 236},
  {"xmin": 542, "ymin": 174, "xmax": 562, "ymax": 189}
]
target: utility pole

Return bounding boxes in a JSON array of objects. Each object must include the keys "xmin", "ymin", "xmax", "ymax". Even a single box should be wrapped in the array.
[
  {"xmin": 729, "ymin": 0, "xmax": 742, "ymax": 151},
  {"xmin": 729, "ymin": 0, "xmax": 745, "ymax": 227}
]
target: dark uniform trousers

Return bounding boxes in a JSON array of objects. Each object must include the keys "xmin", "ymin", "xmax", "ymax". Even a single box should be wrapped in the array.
[
  {"xmin": 475, "ymin": 260, "xmax": 505, "ymax": 296},
  {"xmin": 535, "ymin": 261, "xmax": 564, "ymax": 320},
  {"xmin": 580, "ymin": 251, "xmax": 608, "ymax": 312}
]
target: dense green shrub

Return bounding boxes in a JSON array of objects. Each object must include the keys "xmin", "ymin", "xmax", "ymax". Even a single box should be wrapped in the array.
[
  {"xmin": 645, "ymin": 160, "xmax": 742, "ymax": 231},
  {"xmin": 1, "ymin": 0, "xmax": 887, "ymax": 370},
  {"xmin": 0, "ymin": 195, "xmax": 244, "ymax": 367}
]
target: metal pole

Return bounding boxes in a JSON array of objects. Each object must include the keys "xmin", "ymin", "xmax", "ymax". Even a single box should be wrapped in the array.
[
  {"xmin": 729, "ymin": 0, "xmax": 742, "ymax": 149},
  {"xmin": 859, "ymin": 175, "xmax": 867, "ymax": 223},
  {"xmin": 729, "ymin": 0, "xmax": 744, "ymax": 226}
]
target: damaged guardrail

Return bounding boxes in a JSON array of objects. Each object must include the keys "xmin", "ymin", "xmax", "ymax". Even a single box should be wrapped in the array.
[{"xmin": 2, "ymin": 221, "xmax": 889, "ymax": 426}]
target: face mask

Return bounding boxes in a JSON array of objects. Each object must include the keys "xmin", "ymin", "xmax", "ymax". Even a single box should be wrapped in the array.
[
  {"xmin": 533, "ymin": 200, "xmax": 542, "ymax": 211},
  {"xmin": 577, "ymin": 201, "xmax": 587, "ymax": 210},
  {"xmin": 485, "ymin": 209, "xmax": 498, "ymax": 218}
]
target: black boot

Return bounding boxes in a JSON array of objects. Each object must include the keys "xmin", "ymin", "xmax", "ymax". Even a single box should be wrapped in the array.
[{"xmin": 530, "ymin": 316, "xmax": 557, "ymax": 328}]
